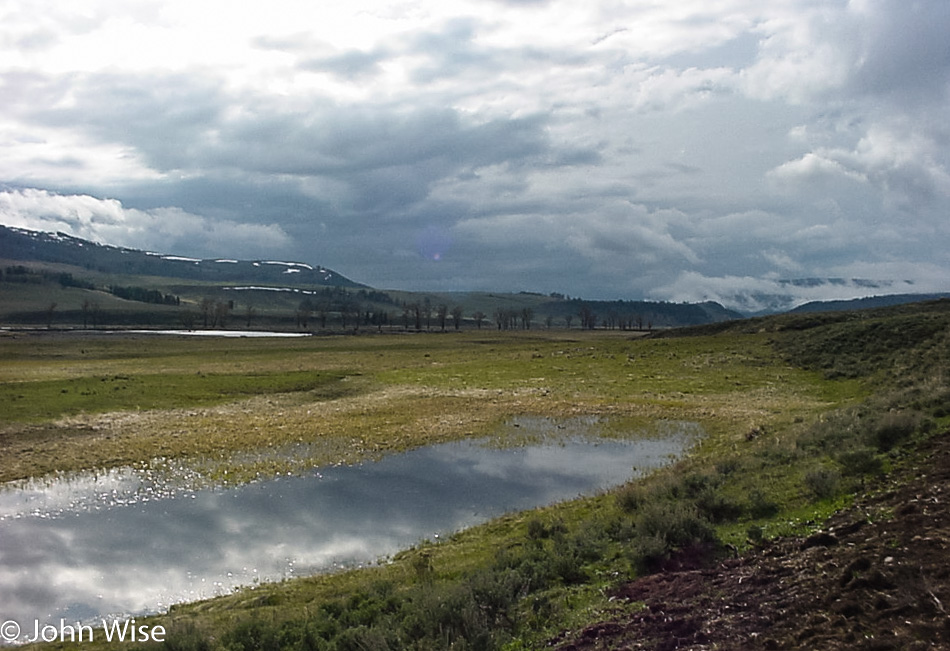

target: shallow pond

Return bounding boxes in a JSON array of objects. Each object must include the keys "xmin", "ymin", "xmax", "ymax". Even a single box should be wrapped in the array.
[{"xmin": 0, "ymin": 417, "xmax": 698, "ymax": 636}]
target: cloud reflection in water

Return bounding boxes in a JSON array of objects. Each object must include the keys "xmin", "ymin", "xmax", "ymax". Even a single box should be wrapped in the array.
[{"xmin": 0, "ymin": 427, "xmax": 695, "ymax": 626}]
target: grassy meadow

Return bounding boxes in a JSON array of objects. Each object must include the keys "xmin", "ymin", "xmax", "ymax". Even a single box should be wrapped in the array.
[
  {"xmin": 1, "ymin": 327, "xmax": 844, "ymax": 484},
  {"xmin": 3, "ymin": 299, "xmax": 949, "ymax": 649}
]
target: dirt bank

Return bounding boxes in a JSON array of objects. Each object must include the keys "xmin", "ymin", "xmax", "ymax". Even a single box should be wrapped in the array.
[{"xmin": 554, "ymin": 431, "xmax": 950, "ymax": 650}]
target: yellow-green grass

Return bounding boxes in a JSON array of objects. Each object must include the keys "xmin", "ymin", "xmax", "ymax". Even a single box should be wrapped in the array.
[
  {"xmin": 0, "ymin": 329, "xmax": 856, "ymax": 484},
  {"xmin": 0, "ymin": 370, "xmax": 351, "ymax": 422}
]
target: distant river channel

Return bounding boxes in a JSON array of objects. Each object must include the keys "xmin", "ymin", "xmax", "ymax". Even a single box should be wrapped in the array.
[{"xmin": 0, "ymin": 417, "xmax": 698, "ymax": 640}]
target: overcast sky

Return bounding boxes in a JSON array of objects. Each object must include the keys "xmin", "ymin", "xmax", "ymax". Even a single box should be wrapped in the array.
[{"xmin": 1, "ymin": 0, "xmax": 948, "ymax": 309}]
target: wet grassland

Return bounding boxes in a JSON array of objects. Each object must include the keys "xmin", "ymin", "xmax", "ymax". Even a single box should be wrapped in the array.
[
  {"xmin": 0, "ymin": 329, "xmax": 847, "ymax": 485},
  {"xmin": 3, "ymin": 301, "xmax": 948, "ymax": 649}
]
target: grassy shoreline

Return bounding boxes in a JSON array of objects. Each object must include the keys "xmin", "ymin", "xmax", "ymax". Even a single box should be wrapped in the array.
[{"xmin": 5, "ymin": 301, "xmax": 948, "ymax": 649}]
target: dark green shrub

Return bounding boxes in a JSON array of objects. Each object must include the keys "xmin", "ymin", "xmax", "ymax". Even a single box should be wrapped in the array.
[
  {"xmin": 409, "ymin": 549, "xmax": 434, "ymax": 582},
  {"xmin": 568, "ymin": 520, "xmax": 610, "ymax": 563},
  {"xmin": 747, "ymin": 489, "xmax": 779, "ymax": 518},
  {"xmin": 803, "ymin": 466, "xmax": 841, "ymax": 500},
  {"xmin": 604, "ymin": 515, "xmax": 636, "ymax": 542},
  {"xmin": 715, "ymin": 458, "xmax": 741, "ymax": 476},
  {"xmin": 526, "ymin": 517, "xmax": 548, "ymax": 540},
  {"xmin": 334, "ymin": 625, "xmax": 392, "ymax": 651},
  {"xmin": 693, "ymin": 486, "xmax": 744, "ymax": 523},
  {"xmin": 403, "ymin": 583, "xmax": 496, "ymax": 651},
  {"xmin": 494, "ymin": 546, "xmax": 556, "ymax": 593},
  {"xmin": 636, "ymin": 500, "xmax": 716, "ymax": 550},
  {"xmin": 278, "ymin": 621, "xmax": 334, "ymax": 651},
  {"xmin": 221, "ymin": 618, "xmax": 282, "ymax": 651},
  {"xmin": 340, "ymin": 591, "xmax": 387, "ymax": 628},
  {"xmin": 549, "ymin": 546, "xmax": 586, "ymax": 585},
  {"xmin": 681, "ymin": 472, "xmax": 718, "ymax": 497},
  {"xmin": 305, "ymin": 613, "xmax": 340, "ymax": 646},
  {"xmin": 869, "ymin": 411, "xmax": 918, "ymax": 452},
  {"xmin": 836, "ymin": 447, "xmax": 885, "ymax": 476},
  {"xmin": 319, "ymin": 600, "xmax": 345, "ymax": 620},
  {"xmin": 465, "ymin": 568, "xmax": 522, "ymax": 628},
  {"xmin": 616, "ymin": 483, "xmax": 647, "ymax": 513},
  {"xmin": 796, "ymin": 410, "xmax": 861, "ymax": 453},
  {"xmin": 525, "ymin": 516, "xmax": 566, "ymax": 541},
  {"xmin": 618, "ymin": 472, "xmax": 724, "ymax": 515},
  {"xmin": 630, "ymin": 532, "xmax": 669, "ymax": 574},
  {"xmin": 161, "ymin": 622, "xmax": 214, "ymax": 651}
]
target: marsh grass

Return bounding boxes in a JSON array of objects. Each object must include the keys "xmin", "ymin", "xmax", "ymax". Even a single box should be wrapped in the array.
[
  {"xmin": 0, "ymin": 370, "xmax": 351, "ymax": 423},
  {"xmin": 0, "ymin": 329, "xmax": 834, "ymax": 483}
]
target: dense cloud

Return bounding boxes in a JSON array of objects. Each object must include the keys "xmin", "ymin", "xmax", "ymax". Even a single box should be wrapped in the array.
[{"xmin": 0, "ymin": 0, "xmax": 947, "ymax": 308}]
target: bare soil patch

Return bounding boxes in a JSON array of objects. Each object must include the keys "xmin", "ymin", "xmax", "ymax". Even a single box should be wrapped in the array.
[{"xmin": 553, "ymin": 431, "xmax": 950, "ymax": 650}]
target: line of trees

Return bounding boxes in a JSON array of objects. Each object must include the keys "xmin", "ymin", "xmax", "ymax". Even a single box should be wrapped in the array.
[
  {"xmin": 109, "ymin": 285, "xmax": 180, "ymax": 306},
  {"xmin": 392, "ymin": 299, "xmax": 469, "ymax": 332},
  {"xmin": 273, "ymin": 300, "xmax": 657, "ymax": 332},
  {"xmin": 493, "ymin": 307, "xmax": 534, "ymax": 330},
  {"xmin": 198, "ymin": 298, "xmax": 232, "ymax": 329},
  {"xmin": 6, "ymin": 281, "xmax": 657, "ymax": 332},
  {"xmin": 1, "ymin": 266, "xmax": 96, "ymax": 290},
  {"xmin": 577, "ymin": 304, "xmax": 653, "ymax": 330}
]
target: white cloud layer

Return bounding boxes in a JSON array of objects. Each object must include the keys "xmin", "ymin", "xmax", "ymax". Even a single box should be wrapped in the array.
[
  {"xmin": 0, "ymin": 0, "xmax": 948, "ymax": 306},
  {"xmin": 0, "ymin": 189, "xmax": 291, "ymax": 257}
]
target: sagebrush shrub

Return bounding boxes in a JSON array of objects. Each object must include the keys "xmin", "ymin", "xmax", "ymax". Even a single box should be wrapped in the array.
[{"xmin": 804, "ymin": 466, "xmax": 840, "ymax": 500}]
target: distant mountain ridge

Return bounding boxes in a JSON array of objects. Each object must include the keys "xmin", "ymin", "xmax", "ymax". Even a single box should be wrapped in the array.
[
  {"xmin": 0, "ymin": 224, "xmax": 364, "ymax": 287},
  {"xmin": 789, "ymin": 293, "xmax": 950, "ymax": 313},
  {"xmin": 713, "ymin": 278, "xmax": 931, "ymax": 315}
]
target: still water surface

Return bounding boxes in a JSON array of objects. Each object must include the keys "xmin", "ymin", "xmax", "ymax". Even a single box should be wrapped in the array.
[{"xmin": 0, "ymin": 418, "xmax": 697, "ymax": 630}]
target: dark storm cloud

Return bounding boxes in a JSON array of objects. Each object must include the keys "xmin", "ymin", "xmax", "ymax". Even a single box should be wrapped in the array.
[
  {"xmin": 848, "ymin": 0, "xmax": 950, "ymax": 102},
  {"xmin": 209, "ymin": 107, "xmax": 550, "ymax": 178},
  {"xmin": 5, "ymin": 63, "xmax": 565, "ymax": 222}
]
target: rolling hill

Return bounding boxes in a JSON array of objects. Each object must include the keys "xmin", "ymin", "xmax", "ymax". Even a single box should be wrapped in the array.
[
  {"xmin": 0, "ymin": 223, "xmax": 741, "ymax": 330},
  {"xmin": 0, "ymin": 224, "xmax": 363, "ymax": 288}
]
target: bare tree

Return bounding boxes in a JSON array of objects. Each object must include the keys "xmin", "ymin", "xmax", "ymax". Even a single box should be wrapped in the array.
[
  {"xmin": 180, "ymin": 309, "xmax": 197, "ymax": 329},
  {"xmin": 296, "ymin": 299, "xmax": 313, "ymax": 329},
  {"xmin": 579, "ymin": 304, "xmax": 597, "ymax": 329},
  {"xmin": 423, "ymin": 297, "xmax": 433, "ymax": 331},
  {"xmin": 451, "ymin": 305, "xmax": 464, "ymax": 330},
  {"xmin": 316, "ymin": 295, "xmax": 331, "ymax": 329},
  {"xmin": 212, "ymin": 301, "xmax": 230, "ymax": 328},
  {"xmin": 521, "ymin": 307, "xmax": 534, "ymax": 330},
  {"xmin": 81, "ymin": 299, "xmax": 91, "ymax": 329},
  {"xmin": 45, "ymin": 302, "xmax": 57, "ymax": 329},
  {"xmin": 494, "ymin": 308, "xmax": 520, "ymax": 330},
  {"xmin": 244, "ymin": 304, "xmax": 256, "ymax": 328},
  {"xmin": 472, "ymin": 311, "xmax": 486, "ymax": 329},
  {"xmin": 349, "ymin": 301, "xmax": 362, "ymax": 332},
  {"xmin": 200, "ymin": 297, "xmax": 215, "ymax": 328},
  {"xmin": 437, "ymin": 304, "xmax": 448, "ymax": 331},
  {"xmin": 412, "ymin": 302, "xmax": 423, "ymax": 331}
]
